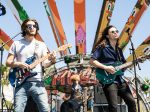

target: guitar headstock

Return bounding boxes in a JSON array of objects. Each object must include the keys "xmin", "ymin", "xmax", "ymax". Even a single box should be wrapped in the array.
[
  {"xmin": 145, "ymin": 54, "xmax": 150, "ymax": 59},
  {"xmin": 58, "ymin": 44, "xmax": 72, "ymax": 52},
  {"xmin": 137, "ymin": 54, "xmax": 150, "ymax": 63}
]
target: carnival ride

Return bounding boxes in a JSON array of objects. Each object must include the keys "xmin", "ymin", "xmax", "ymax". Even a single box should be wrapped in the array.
[{"xmin": 0, "ymin": 0, "xmax": 150, "ymax": 112}]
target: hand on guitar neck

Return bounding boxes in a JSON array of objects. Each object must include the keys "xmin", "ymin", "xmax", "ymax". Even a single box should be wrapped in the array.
[
  {"xmin": 96, "ymin": 54, "xmax": 150, "ymax": 85},
  {"xmin": 48, "ymin": 51, "xmax": 57, "ymax": 64}
]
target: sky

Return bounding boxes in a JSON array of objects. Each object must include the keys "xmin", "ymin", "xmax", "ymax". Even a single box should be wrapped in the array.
[{"xmin": 0, "ymin": 0, "xmax": 150, "ymax": 80}]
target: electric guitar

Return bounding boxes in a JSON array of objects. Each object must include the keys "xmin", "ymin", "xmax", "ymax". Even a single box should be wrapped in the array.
[
  {"xmin": 9, "ymin": 44, "xmax": 72, "ymax": 87},
  {"xmin": 96, "ymin": 55, "xmax": 150, "ymax": 85}
]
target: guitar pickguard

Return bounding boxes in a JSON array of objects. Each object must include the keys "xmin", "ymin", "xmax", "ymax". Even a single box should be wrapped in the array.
[{"xmin": 9, "ymin": 55, "xmax": 37, "ymax": 87}]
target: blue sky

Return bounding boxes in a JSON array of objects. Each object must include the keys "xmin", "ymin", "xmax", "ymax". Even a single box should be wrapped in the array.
[{"xmin": 0, "ymin": 0, "xmax": 150, "ymax": 79}]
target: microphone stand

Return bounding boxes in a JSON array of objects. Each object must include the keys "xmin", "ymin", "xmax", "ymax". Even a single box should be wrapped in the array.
[
  {"xmin": 0, "ymin": 31, "xmax": 22, "ymax": 112},
  {"xmin": 127, "ymin": 32, "xmax": 141, "ymax": 112}
]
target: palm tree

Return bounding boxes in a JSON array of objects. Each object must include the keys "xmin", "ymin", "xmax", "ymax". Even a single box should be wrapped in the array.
[
  {"xmin": 0, "ymin": 64, "xmax": 13, "ymax": 110},
  {"xmin": 0, "ymin": 64, "xmax": 9, "ymax": 85}
]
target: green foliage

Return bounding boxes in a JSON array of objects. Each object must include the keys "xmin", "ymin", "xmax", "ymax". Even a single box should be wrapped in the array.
[
  {"xmin": 1, "ymin": 78, "xmax": 9, "ymax": 86},
  {"xmin": 3, "ymin": 100, "xmax": 13, "ymax": 109},
  {"xmin": 0, "ymin": 64, "xmax": 9, "ymax": 85},
  {"xmin": 0, "ymin": 64, "xmax": 8, "ymax": 74}
]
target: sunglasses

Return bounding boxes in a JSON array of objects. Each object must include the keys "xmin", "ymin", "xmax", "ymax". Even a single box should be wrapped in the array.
[
  {"xmin": 26, "ymin": 24, "xmax": 37, "ymax": 29},
  {"xmin": 110, "ymin": 30, "xmax": 119, "ymax": 34}
]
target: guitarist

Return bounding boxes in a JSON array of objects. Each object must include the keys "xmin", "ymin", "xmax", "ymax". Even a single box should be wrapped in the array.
[
  {"xmin": 90, "ymin": 25, "xmax": 136, "ymax": 112},
  {"xmin": 6, "ymin": 19, "xmax": 56, "ymax": 112}
]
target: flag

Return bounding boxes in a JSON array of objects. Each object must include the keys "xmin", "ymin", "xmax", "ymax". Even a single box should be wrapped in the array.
[
  {"xmin": 47, "ymin": 0, "xmax": 69, "ymax": 55},
  {"xmin": 0, "ymin": 28, "xmax": 13, "ymax": 50},
  {"xmin": 74, "ymin": 0, "xmax": 86, "ymax": 54},
  {"xmin": 118, "ymin": 0, "xmax": 150, "ymax": 49}
]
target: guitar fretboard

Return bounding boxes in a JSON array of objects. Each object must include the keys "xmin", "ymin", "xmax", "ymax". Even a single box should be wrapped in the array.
[
  {"xmin": 29, "ymin": 44, "xmax": 70, "ymax": 69},
  {"xmin": 30, "ymin": 54, "xmax": 50, "ymax": 69},
  {"xmin": 116, "ymin": 62, "xmax": 132, "ymax": 70}
]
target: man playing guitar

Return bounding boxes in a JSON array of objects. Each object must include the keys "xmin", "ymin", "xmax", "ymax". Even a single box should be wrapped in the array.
[{"xmin": 6, "ymin": 19, "xmax": 56, "ymax": 112}]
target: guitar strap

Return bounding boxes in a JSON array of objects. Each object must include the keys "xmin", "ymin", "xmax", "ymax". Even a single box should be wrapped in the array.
[
  {"xmin": 34, "ymin": 40, "xmax": 40, "ymax": 59},
  {"xmin": 34, "ymin": 40, "xmax": 45, "ymax": 75},
  {"xmin": 116, "ymin": 47, "xmax": 122, "ymax": 62},
  {"xmin": 115, "ymin": 47, "xmax": 126, "ymax": 83}
]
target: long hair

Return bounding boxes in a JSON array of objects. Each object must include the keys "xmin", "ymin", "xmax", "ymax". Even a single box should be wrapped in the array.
[
  {"xmin": 95, "ymin": 25, "xmax": 119, "ymax": 49},
  {"xmin": 21, "ymin": 19, "xmax": 39, "ymax": 37}
]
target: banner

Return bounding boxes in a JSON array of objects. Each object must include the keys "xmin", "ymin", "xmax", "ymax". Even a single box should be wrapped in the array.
[
  {"xmin": 0, "ymin": 28, "xmax": 13, "ymax": 50},
  {"xmin": 126, "ymin": 36, "xmax": 150, "ymax": 62},
  {"xmin": 47, "ymin": 0, "xmax": 69, "ymax": 55},
  {"xmin": 92, "ymin": 0, "xmax": 116, "ymax": 52},
  {"xmin": 74, "ymin": 0, "xmax": 86, "ymax": 54},
  {"xmin": 118, "ymin": 0, "xmax": 150, "ymax": 50}
]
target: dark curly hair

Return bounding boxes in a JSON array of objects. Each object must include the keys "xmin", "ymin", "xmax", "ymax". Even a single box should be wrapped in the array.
[
  {"xmin": 21, "ymin": 19, "xmax": 39, "ymax": 37},
  {"xmin": 94, "ymin": 25, "xmax": 119, "ymax": 49}
]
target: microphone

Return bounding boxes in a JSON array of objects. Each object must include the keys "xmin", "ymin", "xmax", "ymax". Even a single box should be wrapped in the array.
[
  {"xmin": 0, "ymin": 2, "xmax": 6, "ymax": 16},
  {"xmin": 126, "ymin": 28, "xmax": 130, "ymax": 34},
  {"xmin": 126, "ymin": 28, "xmax": 132, "ymax": 38}
]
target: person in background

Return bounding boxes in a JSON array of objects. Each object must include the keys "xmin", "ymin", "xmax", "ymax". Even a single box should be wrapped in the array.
[
  {"xmin": 90, "ymin": 25, "xmax": 136, "ymax": 112},
  {"xmin": 6, "ymin": 18, "xmax": 56, "ymax": 112}
]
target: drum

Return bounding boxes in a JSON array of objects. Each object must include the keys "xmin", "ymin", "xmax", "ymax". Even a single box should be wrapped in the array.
[
  {"xmin": 25, "ymin": 96, "xmax": 39, "ymax": 112},
  {"xmin": 60, "ymin": 99, "xmax": 81, "ymax": 112}
]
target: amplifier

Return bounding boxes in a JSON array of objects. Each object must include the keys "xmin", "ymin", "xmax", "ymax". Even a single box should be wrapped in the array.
[
  {"xmin": 94, "ymin": 84, "xmax": 122, "ymax": 104},
  {"xmin": 94, "ymin": 84, "xmax": 107, "ymax": 103},
  {"xmin": 93, "ymin": 103, "xmax": 128, "ymax": 112}
]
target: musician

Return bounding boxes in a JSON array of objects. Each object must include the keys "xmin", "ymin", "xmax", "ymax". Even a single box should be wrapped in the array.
[
  {"xmin": 90, "ymin": 25, "xmax": 136, "ymax": 112},
  {"xmin": 6, "ymin": 19, "xmax": 56, "ymax": 112}
]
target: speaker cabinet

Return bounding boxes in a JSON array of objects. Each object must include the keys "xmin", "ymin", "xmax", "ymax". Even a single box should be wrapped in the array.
[
  {"xmin": 93, "ymin": 103, "xmax": 128, "ymax": 112},
  {"xmin": 94, "ymin": 84, "xmax": 107, "ymax": 103},
  {"xmin": 94, "ymin": 84, "xmax": 122, "ymax": 104}
]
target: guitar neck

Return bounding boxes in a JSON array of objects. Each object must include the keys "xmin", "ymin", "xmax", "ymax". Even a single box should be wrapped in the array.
[
  {"xmin": 117, "ymin": 62, "xmax": 133, "ymax": 70},
  {"xmin": 117, "ymin": 54, "xmax": 150, "ymax": 70},
  {"xmin": 30, "ymin": 55, "xmax": 49, "ymax": 69},
  {"xmin": 28, "ymin": 44, "xmax": 72, "ymax": 69},
  {"xmin": 30, "ymin": 50, "xmax": 59, "ymax": 69}
]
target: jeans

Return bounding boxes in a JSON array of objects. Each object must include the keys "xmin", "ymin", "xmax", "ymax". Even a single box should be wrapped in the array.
[
  {"xmin": 103, "ymin": 82, "xmax": 136, "ymax": 112},
  {"xmin": 14, "ymin": 81, "xmax": 50, "ymax": 112}
]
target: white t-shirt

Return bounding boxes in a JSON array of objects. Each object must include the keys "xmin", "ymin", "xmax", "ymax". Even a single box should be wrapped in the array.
[{"xmin": 9, "ymin": 38, "xmax": 49, "ymax": 81}]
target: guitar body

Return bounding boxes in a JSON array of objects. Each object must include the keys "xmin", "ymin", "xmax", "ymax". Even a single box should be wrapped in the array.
[
  {"xmin": 9, "ymin": 56, "xmax": 37, "ymax": 87},
  {"xmin": 96, "ymin": 62, "xmax": 123, "ymax": 85}
]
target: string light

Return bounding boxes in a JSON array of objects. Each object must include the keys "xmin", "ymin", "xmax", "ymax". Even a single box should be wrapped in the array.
[{"xmin": 141, "ymin": 84, "xmax": 149, "ymax": 91}]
